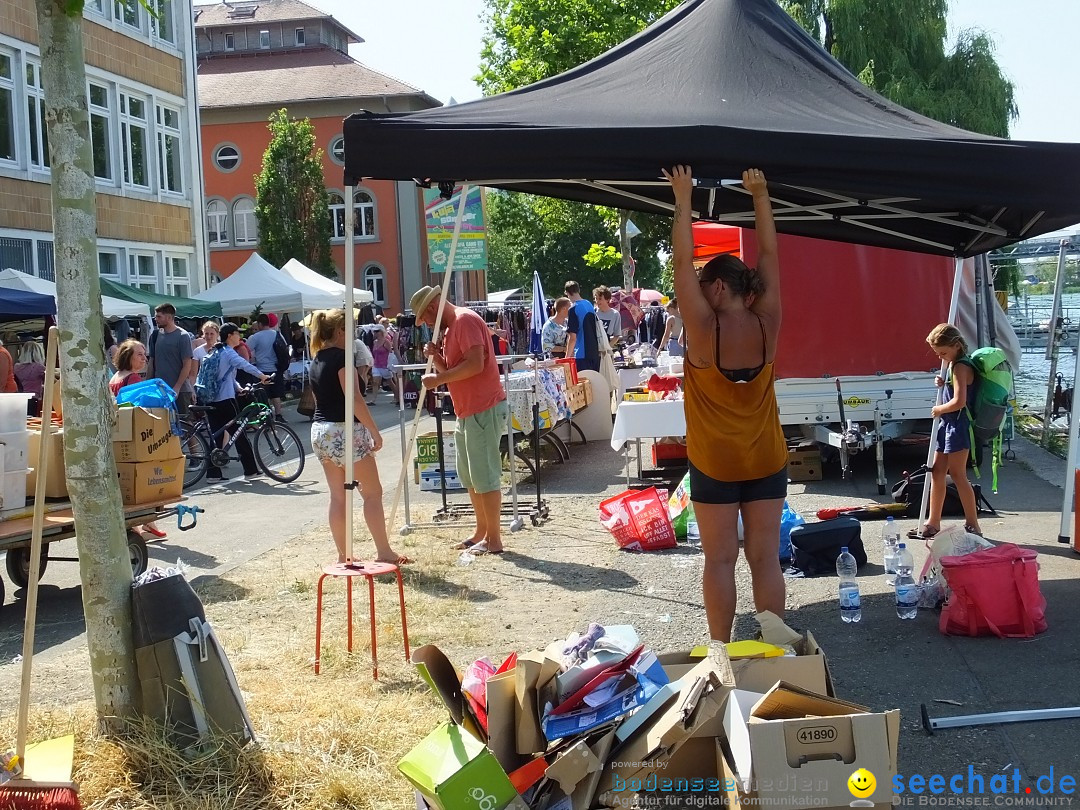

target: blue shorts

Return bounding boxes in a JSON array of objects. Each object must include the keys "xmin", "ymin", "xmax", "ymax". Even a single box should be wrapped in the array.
[{"xmin": 936, "ymin": 416, "xmax": 971, "ymax": 454}]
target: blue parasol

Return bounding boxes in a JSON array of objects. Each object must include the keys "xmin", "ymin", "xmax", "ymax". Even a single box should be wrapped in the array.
[{"xmin": 530, "ymin": 271, "xmax": 547, "ymax": 353}]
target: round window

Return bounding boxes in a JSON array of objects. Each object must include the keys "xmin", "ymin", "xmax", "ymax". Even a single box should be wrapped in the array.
[
  {"xmin": 330, "ymin": 136, "xmax": 345, "ymax": 165},
  {"xmin": 214, "ymin": 144, "xmax": 240, "ymax": 172}
]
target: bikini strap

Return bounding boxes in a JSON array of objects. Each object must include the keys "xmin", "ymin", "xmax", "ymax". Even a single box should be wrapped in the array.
[{"xmin": 757, "ymin": 314, "xmax": 767, "ymax": 365}]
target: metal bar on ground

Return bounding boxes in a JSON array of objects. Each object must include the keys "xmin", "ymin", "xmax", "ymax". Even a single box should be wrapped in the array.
[{"xmin": 922, "ymin": 703, "xmax": 1080, "ymax": 734}]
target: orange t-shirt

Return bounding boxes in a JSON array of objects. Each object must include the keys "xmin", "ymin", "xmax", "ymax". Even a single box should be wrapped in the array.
[
  {"xmin": 443, "ymin": 308, "xmax": 505, "ymax": 418},
  {"xmin": 0, "ymin": 347, "xmax": 16, "ymax": 393}
]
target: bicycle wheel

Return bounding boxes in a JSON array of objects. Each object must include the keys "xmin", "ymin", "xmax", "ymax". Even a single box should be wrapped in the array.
[
  {"xmin": 177, "ymin": 420, "xmax": 212, "ymax": 489},
  {"xmin": 253, "ymin": 421, "xmax": 305, "ymax": 483}
]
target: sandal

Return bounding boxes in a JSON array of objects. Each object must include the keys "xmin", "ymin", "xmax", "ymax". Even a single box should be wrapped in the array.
[
  {"xmin": 964, "ymin": 525, "xmax": 984, "ymax": 537},
  {"xmin": 142, "ymin": 525, "xmax": 168, "ymax": 539},
  {"xmin": 907, "ymin": 525, "xmax": 939, "ymax": 540}
]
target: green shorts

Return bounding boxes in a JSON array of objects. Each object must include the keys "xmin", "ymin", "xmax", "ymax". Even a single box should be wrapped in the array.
[{"xmin": 454, "ymin": 399, "xmax": 508, "ymax": 494}]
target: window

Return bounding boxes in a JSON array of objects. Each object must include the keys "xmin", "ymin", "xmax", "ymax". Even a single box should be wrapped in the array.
[
  {"xmin": 259, "ymin": 30, "xmax": 270, "ymax": 48},
  {"xmin": 129, "ymin": 253, "xmax": 157, "ymax": 292},
  {"xmin": 151, "ymin": 0, "xmax": 175, "ymax": 44},
  {"xmin": 224, "ymin": 32, "xmax": 234, "ymax": 51},
  {"xmin": 36, "ymin": 241, "xmax": 54, "ymax": 281},
  {"xmin": 98, "ymin": 251, "xmax": 120, "ymax": 279},
  {"xmin": 164, "ymin": 256, "xmax": 189, "ymax": 297},
  {"xmin": 213, "ymin": 143, "xmax": 239, "ymax": 172},
  {"xmin": 354, "ymin": 190, "xmax": 376, "ymax": 238},
  {"xmin": 0, "ymin": 237, "xmax": 32, "ymax": 274},
  {"xmin": 0, "ymin": 54, "xmax": 15, "ymax": 163},
  {"xmin": 26, "ymin": 62, "xmax": 49, "ymax": 171},
  {"xmin": 363, "ymin": 264, "xmax": 386, "ymax": 306},
  {"xmin": 86, "ymin": 0, "xmax": 106, "ymax": 15},
  {"xmin": 329, "ymin": 190, "xmax": 376, "ymax": 239},
  {"xmin": 295, "ymin": 27, "xmax": 305, "ymax": 46},
  {"xmin": 328, "ymin": 192, "xmax": 345, "ymax": 239},
  {"xmin": 206, "ymin": 200, "xmax": 229, "ymax": 246},
  {"xmin": 114, "ymin": 0, "xmax": 139, "ymax": 29},
  {"xmin": 120, "ymin": 92, "xmax": 149, "ymax": 188},
  {"xmin": 156, "ymin": 104, "xmax": 182, "ymax": 194},
  {"xmin": 329, "ymin": 135, "xmax": 344, "ymax": 164},
  {"xmin": 232, "ymin": 197, "xmax": 257, "ymax": 245},
  {"xmin": 88, "ymin": 83, "xmax": 112, "ymax": 180}
]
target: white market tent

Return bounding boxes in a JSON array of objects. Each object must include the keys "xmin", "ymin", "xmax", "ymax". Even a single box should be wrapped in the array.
[
  {"xmin": 194, "ymin": 252, "xmax": 344, "ymax": 315},
  {"xmin": 0, "ymin": 267, "xmax": 151, "ymax": 320},
  {"xmin": 280, "ymin": 258, "xmax": 373, "ymax": 304}
]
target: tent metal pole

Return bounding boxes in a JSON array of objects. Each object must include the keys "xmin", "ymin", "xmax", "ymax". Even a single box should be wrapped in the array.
[
  {"xmin": 1041, "ymin": 242, "xmax": 1069, "ymax": 447},
  {"xmin": 344, "ymin": 186, "xmax": 356, "ymax": 564},
  {"xmin": 1057, "ymin": 296, "xmax": 1080, "ymax": 545},
  {"xmin": 917, "ymin": 258, "xmax": 964, "ymax": 530},
  {"xmin": 385, "ymin": 186, "xmax": 471, "ymax": 535}
]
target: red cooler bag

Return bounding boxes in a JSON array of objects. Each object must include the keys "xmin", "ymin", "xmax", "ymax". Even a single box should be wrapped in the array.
[
  {"xmin": 599, "ymin": 487, "xmax": 677, "ymax": 551},
  {"xmin": 939, "ymin": 543, "xmax": 1047, "ymax": 638}
]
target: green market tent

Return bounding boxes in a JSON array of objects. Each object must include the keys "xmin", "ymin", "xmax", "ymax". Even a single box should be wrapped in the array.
[{"xmin": 99, "ymin": 277, "xmax": 222, "ymax": 319}]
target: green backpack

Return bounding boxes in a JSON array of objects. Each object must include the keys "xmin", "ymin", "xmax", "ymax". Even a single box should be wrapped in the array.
[{"xmin": 956, "ymin": 347, "xmax": 1013, "ymax": 493}]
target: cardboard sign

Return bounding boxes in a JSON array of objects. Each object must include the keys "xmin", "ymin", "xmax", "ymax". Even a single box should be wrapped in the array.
[{"xmin": 116, "ymin": 457, "xmax": 184, "ymax": 504}]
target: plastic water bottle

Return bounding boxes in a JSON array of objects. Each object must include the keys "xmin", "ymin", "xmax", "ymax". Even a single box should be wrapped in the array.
[
  {"xmin": 836, "ymin": 547, "xmax": 861, "ymax": 623},
  {"xmin": 894, "ymin": 543, "xmax": 919, "ymax": 619},
  {"xmin": 882, "ymin": 516, "xmax": 900, "ymax": 585}
]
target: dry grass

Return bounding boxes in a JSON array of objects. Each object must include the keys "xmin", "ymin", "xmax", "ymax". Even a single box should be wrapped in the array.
[{"xmin": 0, "ymin": 521, "xmax": 507, "ymax": 810}]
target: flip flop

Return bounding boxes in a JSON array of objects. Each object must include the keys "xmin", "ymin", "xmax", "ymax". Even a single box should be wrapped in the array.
[
  {"xmin": 377, "ymin": 555, "xmax": 413, "ymax": 566},
  {"xmin": 468, "ymin": 542, "xmax": 504, "ymax": 556},
  {"xmin": 143, "ymin": 525, "xmax": 168, "ymax": 539},
  {"xmin": 452, "ymin": 539, "xmax": 484, "ymax": 551},
  {"xmin": 907, "ymin": 525, "xmax": 939, "ymax": 540}
]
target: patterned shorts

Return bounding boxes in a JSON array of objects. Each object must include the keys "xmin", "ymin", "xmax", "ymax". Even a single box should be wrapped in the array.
[{"xmin": 311, "ymin": 421, "xmax": 374, "ymax": 468}]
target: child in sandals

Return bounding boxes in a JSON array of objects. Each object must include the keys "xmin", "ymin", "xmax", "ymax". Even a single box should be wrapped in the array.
[{"xmin": 921, "ymin": 324, "xmax": 983, "ymax": 538}]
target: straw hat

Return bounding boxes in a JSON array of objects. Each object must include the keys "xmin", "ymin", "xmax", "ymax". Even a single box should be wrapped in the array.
[{"xmin": 409, "ymin": 285, "xmax": 441, "ymax": 316}]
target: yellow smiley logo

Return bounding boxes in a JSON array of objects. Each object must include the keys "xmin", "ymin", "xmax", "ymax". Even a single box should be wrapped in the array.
[{"xmin": 848, "ymin": 768, "xmax": 876, "ymax": 798}]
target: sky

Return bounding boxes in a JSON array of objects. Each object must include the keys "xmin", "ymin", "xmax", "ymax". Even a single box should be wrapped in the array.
[{"xmin": 299, "ymin": 0, "xmax": 1079, "ymax": 145}]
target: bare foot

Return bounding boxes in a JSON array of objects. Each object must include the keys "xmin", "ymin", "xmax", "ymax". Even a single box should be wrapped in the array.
[
  {"xmin": 375, "ymin": 553, "xmax": 412, "ymax": 565},
  {"xmin": 452, "ymin": 537, "xmax": 485, "ymax": 550}
]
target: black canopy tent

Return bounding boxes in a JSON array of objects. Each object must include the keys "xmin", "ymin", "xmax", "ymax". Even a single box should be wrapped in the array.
[{"xmin": 343, "ymin": 0, "xmax": 1080, "ymax": 258}]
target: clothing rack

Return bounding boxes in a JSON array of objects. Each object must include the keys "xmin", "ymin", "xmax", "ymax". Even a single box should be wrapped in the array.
[{"xmin": 393, "ymin": 358, "xmax": 548, "ymax": 535}]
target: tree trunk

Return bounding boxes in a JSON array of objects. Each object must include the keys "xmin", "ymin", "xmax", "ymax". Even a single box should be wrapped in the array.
[
  {"xmin": 35, "ymin": 0, "xmax": 138, "ymax": 731},
  {"xmin": 619, "ymin": 210, "xmax": 634, "ymax": 291}
]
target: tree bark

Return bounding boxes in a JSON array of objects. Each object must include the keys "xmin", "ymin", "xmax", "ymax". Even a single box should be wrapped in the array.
[{"xmin": 35, "ymin": 0, "xmax": 138, "ymax": 731}]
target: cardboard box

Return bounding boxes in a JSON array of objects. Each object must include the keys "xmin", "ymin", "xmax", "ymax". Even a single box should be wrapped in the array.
[
  {"xmin": 582, "ymin": 378, "xmax": 594, "ymax": 406},
  {"xmin": 787, "ymin": 442, "xmax": 822, "ymax": 482},
  {"xmin": 730, "ymin": 631, "xmax": 834, "ymax": 697},
  {"xmin": 514, "ymin": 644, "xmax": 564, "ymax": 755},
  {"xmin": 720, "ymin": 681, "xmax": 900, "ymax": 808},
  {"xmin": 398, "ymin": 722, "xmax": 520, "ymax": 810},
  {"xmin": 600, "ymin": 654, "xmax": 733, "ymax": 798},
  {"xmin": 26, "ymin": 427, "xmax": 67, "ymax": 498},
  {"xmin": 113, "ymin": 407, "xmax": 183, "ymax": 463},
  {"xmin": 116, "ymin": 457, "xmax": 185, "ymax": 505},
  {"xmin": 415, "ymin": 432, "xmax": 457, "ymax": 466},
  {"xmin": 418, "ymin": 467, "xmax": 466, "ymax": 491}
]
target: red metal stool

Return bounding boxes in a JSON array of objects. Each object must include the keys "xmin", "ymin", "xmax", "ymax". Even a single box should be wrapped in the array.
[{"xmin": 313, "ymin": 561, "xmax": 410, "ymax": 679}]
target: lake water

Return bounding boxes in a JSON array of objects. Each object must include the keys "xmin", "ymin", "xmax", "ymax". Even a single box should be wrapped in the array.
[{"xmin": 1010, "ymin": 292, "xmax": 1080, "ymax": 411}]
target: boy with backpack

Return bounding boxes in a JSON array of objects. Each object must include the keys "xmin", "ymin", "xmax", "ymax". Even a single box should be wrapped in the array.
[{"xmin": 921, "ymin": 323, "xmax": 984, "ymax": 538}]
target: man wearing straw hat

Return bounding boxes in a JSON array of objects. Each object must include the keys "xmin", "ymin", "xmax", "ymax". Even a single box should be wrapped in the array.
[{"xmin": 412, "ymin": 285, "xmax": 508, "ymax": 555}]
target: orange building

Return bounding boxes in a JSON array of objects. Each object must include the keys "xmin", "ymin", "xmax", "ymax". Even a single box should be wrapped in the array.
[{"xmin": 194, "ymin": 0, "xmax": 485, "ymax": 314}]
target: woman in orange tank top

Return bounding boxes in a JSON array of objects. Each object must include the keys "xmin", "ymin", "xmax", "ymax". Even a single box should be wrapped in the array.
[{"xmin": 663, "ymin": 165, "xmax": 786, "ymax": 642}]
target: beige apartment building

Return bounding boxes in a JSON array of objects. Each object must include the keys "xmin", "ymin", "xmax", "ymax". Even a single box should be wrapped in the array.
[{"xmin": 0, "ymin": 0, "xmax": 207, "ymax": 296}]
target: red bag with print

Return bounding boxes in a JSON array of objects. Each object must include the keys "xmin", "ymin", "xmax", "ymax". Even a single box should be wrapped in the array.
[
  {"xmin": 599, "ymin": 487, "xmax": 677, "ymax": 551},
  {"xmin": 939, "ymin": 543, "xmax": 1047, "ymax": 638}
]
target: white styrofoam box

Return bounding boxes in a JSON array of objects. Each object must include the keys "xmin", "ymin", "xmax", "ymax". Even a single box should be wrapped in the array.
[
  {"xmin": 0, "ymin": 430, "xmax": 29, "ymax": 472},
  {"xmin": 0, "ymin": 394, "xmax": 31, "ymax": 433},
  {"xmin": 1, "ymin": 468, "xmax": 28, "ymax": 511}
]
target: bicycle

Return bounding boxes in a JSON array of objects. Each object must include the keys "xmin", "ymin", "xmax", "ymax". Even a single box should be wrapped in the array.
[{"xmin": 178, "ymin": 380, "xmax": 305, "ymax": 488}]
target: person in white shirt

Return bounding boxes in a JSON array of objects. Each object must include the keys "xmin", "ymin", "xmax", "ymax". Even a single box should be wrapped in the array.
[{"xmin": 593, "ymin": 286, "xmax": 621, "ymax": 346}]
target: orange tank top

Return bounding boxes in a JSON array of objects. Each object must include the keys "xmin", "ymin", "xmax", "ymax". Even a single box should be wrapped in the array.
[{"xmin": 684, "ymin": 318, "xmax": 787, "ymax": 482}]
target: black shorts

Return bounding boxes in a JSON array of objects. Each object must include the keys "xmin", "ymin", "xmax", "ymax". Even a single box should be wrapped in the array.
[
  {"xmin": 266, "ymin": 375, "xmax": 286, "ymax": 398},
  {"xmin": 688, "ymin": 460, "xmax": 788, "ymax": 505}
]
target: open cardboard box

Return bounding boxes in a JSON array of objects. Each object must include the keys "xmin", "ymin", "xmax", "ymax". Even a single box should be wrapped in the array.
[
  {"xmin": 731, "ymin": 630, "xmax": 834, "ymax": 696},
  {"xmin": 596, "ymin": 652, "xmax": 734, "ymax": 806},
  {"xmin": 719, "ymin": 681, "xmax": 899, "ymax": 809}
]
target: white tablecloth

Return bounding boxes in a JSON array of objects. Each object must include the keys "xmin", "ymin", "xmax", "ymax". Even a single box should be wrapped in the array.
[{"xmin": 610, "ymin": 400, "xmax": 687, "ymax": 451}]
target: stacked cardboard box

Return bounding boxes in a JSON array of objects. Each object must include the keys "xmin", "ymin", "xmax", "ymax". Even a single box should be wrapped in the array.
[
  {"xmin": 414, "ymin": 431, "xmax": 464, "ymax": 491},
  {"xmin": 401, "ymin": 616, "xmax": 900, "ymax": 810},
  {"xmin": 788, "ymin": 440, "xmax": 823, "ymax": 482},
  {"xmin": 112, "ymin": 407, "xmax": 184, "ymax": 504}
]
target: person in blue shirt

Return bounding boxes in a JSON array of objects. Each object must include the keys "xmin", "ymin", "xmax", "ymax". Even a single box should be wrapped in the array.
[
  {"xmin": 563, "ymin": 280, "xmax": 601, "ymax": 373},
  {"xmin": 205, "ymin": 322, "xmax": 270, "ymax": 481}
]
